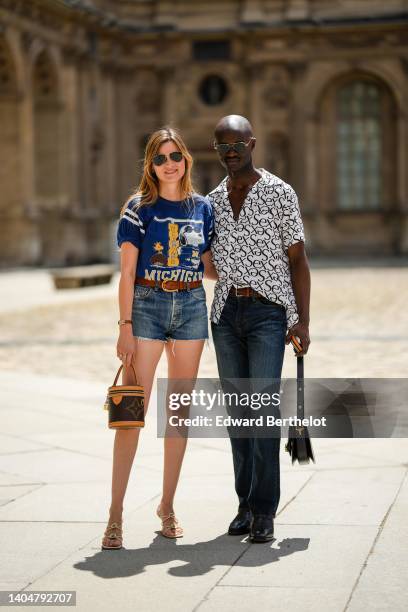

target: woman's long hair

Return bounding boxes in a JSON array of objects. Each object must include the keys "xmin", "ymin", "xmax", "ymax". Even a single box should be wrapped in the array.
[{"xmin": 120, "ymin": 127, "xmax": 195, "ymax": 216}]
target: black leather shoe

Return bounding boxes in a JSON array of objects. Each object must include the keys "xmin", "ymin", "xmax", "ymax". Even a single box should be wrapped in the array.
[
  {"xmin": 228, "ymin": 509, "xmax": 252, "ymax": 535},
  {"xmin": 249, "ymin": 514, "xmax": 274, "ymax": 542}
]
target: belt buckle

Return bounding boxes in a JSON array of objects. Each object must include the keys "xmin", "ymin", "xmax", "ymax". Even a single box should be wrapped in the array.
[
  {"xmin": 235, "ymin": 286, "xmax": 248, "ymax": 298},
  {"xmin": 162, "ymin": 279, "xmax": 178, "ymax": 292}
]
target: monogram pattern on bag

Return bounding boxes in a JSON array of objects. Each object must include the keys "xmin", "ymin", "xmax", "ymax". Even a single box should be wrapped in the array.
[
  {"xmin": 109, "ymin": 395, "xmax": 144, "ymax": 422},
  {"xmin": 123, "ymin": 396, "xmax": 144, "ymax": 420}
]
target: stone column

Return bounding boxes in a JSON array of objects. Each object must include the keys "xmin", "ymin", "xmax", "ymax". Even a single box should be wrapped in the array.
[
  {"xmin": 78, "ymin": 60, "xmax": 103, "ymax": 214},
  {"xmin": 76, "ymin": 60, "xmax": 91, "ymax": 211},
  {"xmin": 60, "ymin": 51, "xmax": 82, "ymax": 214},
  {"xmin": 289, "ymin": 63, "xmax": 312, "ymax": 210},
  {"xmin": 101, "ymin": 70, "xmax": 116, "ymax": 212},
  {"xmin": 397, "ymin": 102, "xmax": 408, "ymax": 253},
  {"xmin": 115, "ymin": 73, "xmax": 137, "ymax": 205},
  {"xmin": 18, "ymin": 30, "xmax": 41, "ymax": 263},
  {"xmin": 159, "ymin": 66, "xmax": 177, "ymax": 127},
  {"xmin": 16, "ymin": 31, "xmax": 35, "ymax": 219},
  {"xmin": 247, "ymin": 64, "xmax": 266, "ymax": 168}
]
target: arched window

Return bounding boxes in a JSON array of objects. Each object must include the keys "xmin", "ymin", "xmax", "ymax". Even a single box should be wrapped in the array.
[{"xmin": 335, "ymin": 79, "xmax": 394, "ymax": 211}]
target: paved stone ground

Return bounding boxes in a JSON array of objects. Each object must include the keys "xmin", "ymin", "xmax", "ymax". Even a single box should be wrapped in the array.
[{"xmin": 0, "ymin": 265, "xmax": 407, "ymax": 611}]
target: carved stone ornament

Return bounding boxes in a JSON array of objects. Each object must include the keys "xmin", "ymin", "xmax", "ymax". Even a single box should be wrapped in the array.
[
  {"xmin": 264, "ymin": 65, "xmax": 291, "ymax": 109},
  {"xmin": 329, "ymin": 33, "xmax": 383, "ymax": 48}
]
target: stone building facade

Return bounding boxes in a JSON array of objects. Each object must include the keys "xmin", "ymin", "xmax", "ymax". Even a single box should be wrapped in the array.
[{"xmin": 1, "ymin": 0, "xmax": 408, "ymax": 266}]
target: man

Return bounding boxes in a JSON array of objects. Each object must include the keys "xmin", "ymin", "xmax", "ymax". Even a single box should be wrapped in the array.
[{"xmin": 207, "ymin": 114, "xmax": 311, "ymax": 543}]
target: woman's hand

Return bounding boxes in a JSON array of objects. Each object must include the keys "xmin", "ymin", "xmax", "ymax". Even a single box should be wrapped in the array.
[{"xmin": 116, "ymin": 325, "xmax": 135, "ymax": 367}]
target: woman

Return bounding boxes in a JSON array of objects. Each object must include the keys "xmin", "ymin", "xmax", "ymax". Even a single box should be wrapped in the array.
[{"xmin": 102, "ymin": 127, "xmax": 216, "ymax": 550}]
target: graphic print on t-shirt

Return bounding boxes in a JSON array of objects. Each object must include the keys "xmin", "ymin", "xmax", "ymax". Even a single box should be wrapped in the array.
[
  {"xmin": 116, "ymin": 194, "xmax": 214, "ymax": 284},
  {"xmin": 148, "ymin": 216, "xmax": 205, "ymax": 274}
]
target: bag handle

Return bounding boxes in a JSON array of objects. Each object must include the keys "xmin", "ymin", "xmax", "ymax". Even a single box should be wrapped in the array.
[
  {"xmin": 296, "ymin": 355, "xmax": 304, "ymax": 420},
  {"xmin": 112, "ymin": 363, "xmax": 139, "ymax": 386}
]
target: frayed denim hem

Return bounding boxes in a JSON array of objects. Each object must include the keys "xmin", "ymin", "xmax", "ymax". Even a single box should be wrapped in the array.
[{"xmin": 134, "ymin": 336, "xmax": 208, "ymax": 356}]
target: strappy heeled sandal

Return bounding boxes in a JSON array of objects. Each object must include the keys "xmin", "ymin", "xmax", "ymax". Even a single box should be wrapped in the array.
[
  {"xmin": 101, "ymin": 521, "xmax": 123, "ymax": 550},
  {"xmin": 156, "ymin": 505, "xmax": 183, "ymax": 538}
]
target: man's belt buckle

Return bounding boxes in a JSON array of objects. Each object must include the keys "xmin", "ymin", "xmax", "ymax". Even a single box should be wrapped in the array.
[
  {"xmin": 235, "ymin": 287, "xmax": 250, "ymax": 298},
  {"xmin": 162, "ymin": 279, "xmax": 178, "ymax": 292}
]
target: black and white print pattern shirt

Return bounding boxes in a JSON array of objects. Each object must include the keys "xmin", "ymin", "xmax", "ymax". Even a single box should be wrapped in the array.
[{"xmin": 207, "ymin": 168, "xmax": 305, "ymax": 329}]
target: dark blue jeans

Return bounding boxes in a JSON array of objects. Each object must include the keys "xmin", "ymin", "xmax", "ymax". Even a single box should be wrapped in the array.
[{"xmin": 211, "ymin": 294, "xmax": 287, "ymax": 517}]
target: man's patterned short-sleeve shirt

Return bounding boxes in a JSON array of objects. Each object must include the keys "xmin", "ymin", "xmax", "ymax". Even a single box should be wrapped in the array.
[{"xmin": 207, "ymin": 168, "xmax": 305, "ymax": 329}]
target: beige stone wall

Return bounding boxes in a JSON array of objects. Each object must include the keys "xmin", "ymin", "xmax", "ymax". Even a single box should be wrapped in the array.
[
  {"xmin": 0, "ymin": 0, "xmax": 407, "ymax": 266},
  {"xmin": 91, "ymin": 0, "xmax": 408, "ymax": 28}
]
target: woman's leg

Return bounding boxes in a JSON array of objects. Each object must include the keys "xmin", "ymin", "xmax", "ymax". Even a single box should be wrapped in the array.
[
  {"xmin": 159, "ymin": 339, "xmax": 205, "ymax": 517},
  {"xmin": 104, "ymin": 339, "xmax": 164, "ymax": 535}
]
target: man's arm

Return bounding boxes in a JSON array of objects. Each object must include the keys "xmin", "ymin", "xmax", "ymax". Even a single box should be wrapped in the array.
[
  {"xmin": 202, "ymin": 249, "xmax": 218, "ymax": 280},
  {"xmin": 286, "ymin": 241, "xmax": 311, "ymax": 355}
]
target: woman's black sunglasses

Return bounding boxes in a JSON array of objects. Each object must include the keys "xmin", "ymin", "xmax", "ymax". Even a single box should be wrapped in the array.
[
  {"xmin": 153, "ymin": 151, "xmax": 183, "ymax": 166},
  {"xmin": 213, "ymin": 139, "xmax": 254, "ymax": 156}
]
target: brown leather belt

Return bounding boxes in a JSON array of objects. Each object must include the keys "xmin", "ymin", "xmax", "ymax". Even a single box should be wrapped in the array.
[
  {"xmin": 136, "ymin": 277, "xmax": 202, "ymax": 292},
  {"xmin": 229, "ymin": 286, "xmax": 265, "ymax": 298},
  {"xmin": 228, "ymin": 286, "xmax": 284, "ymax": 308}
]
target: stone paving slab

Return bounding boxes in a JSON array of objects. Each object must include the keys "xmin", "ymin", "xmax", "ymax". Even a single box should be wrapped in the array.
[
  {"xmin": 217, "ymin": 524, "xmax": 377, "ymax": 589},
  {"xmin": 0, "ymin": 473, "xmax": 160, "ymax": 523},
  {"xmin": 0, "ymin": 484, "xmax": 43, "ymax": 508},
  {"xmin": 0, "ymin": 433, "xmax": 51, "ymax": 455},
  {"xmin": 324, "ymin": 438, "xmax": 408, "ymax": 465},
  {"xmin": 346, "ymin": 473, "xmax": 408, "ymax": 611},
  {"xmin": 0, "ymin": 522, "xmax": 104, "ymax": 590},
  {"xmin": 300, "ymin": 446, "xmax": 403, "ymax": 470},
  {"xmin": 0, "ymin": 448, "xmax": 110, "ymax": 485},
  {"xmin": 347, "ymin": 590, "xmax": 408, "ymax": 612},
  {"xmin": 278, "ymin": 466, "xmax": 405, "ymax": 525},
  {"xmin": 25, "ymin": 430, "xmax": 122, "ymax": 461},
  {"xmin": 0, "ymin": 404, "xmax": 98, "ymax": 437},
  {"xmin": 0, "ymin": 472, "xmax": 39, "ymax": 486},
  {"xmin": 199, "ymin": 587, "xmax": 351, "ymax": 612}
]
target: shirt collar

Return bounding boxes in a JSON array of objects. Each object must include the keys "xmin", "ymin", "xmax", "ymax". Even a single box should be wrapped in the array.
[
  {"xmin": 209, "ymin": 168, "xmax": 278, "ymax": 202},
  {"xmin": 221, "ymin": 168, "xmax": 275, "ymax": 194}
]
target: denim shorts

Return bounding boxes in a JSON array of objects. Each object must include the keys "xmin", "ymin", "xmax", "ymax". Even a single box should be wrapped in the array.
[{"xmin": 132, "ymin": 284, "xmax": 208, "ymax": 341}]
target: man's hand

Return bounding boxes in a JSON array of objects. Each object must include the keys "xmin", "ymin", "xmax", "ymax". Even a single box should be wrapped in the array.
[
  {"xmin": 287, "ymin": 241, "xmax": 311, "ymax": 356},
  {"xmin": 285, "ymin": 321, "xmax": 310, "ymax": 356}
]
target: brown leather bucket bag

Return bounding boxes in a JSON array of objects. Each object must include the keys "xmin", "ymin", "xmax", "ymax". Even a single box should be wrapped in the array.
[{"xmin": 104, "ymin": 364, "xmax": 145, "ymax": 429}]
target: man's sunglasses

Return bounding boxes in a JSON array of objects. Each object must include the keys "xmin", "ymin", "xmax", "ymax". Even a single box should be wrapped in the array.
[
  {"xmin": 213, "ymin": 138, "xmax": 254, "ymax": 156},
  {"xmin": 152, "ymin": 151, "xmax": 183, "ymax": 166}
]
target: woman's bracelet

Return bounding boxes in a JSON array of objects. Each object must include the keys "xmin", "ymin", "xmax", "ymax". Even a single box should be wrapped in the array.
[{"xmin": 118, "ymin": 319, "xmax": 132, "ymax": 326}]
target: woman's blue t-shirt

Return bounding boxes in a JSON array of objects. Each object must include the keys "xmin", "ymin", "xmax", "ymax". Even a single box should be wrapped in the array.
[{"xmin": 117, "ymin": 194, "xmax": 214, "ymax": 283}]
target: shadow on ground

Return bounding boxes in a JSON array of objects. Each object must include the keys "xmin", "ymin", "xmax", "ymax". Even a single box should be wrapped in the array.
[{"xmin": 74, "ymin": 533, "xmax": 310, "ymax": 578}]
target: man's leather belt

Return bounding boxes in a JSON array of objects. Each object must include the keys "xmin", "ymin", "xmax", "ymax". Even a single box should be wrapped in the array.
[
  {"xmin": 136, "ymin": 277, "xmax": 202, "ymax": 292},
  {"xmin": 228, "ymin": 286, "xmax": 280, "ymax": 305}
]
